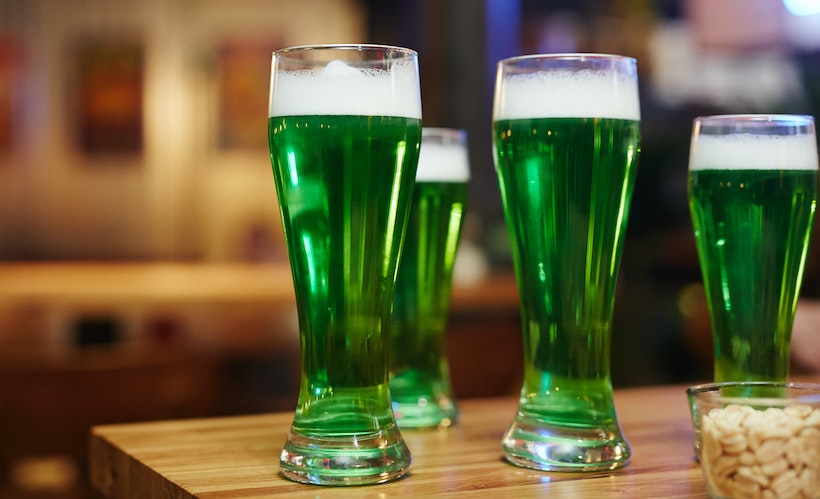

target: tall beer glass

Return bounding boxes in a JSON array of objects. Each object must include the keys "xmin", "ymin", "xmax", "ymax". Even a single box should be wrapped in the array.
[
  {"xmin": 390, "ymin": 128, "xmax": 469, "ymax": 429},
  {"xmin": 492, "ymin": 54, "xmax": 640, "ymax": 471},
  {"xmin": 688, "ymin": 115, "xmax": 818, "ymax": 383},
  {"xmin": 267, "ymin": 44, "xmax": 421, "ymax": 485}
]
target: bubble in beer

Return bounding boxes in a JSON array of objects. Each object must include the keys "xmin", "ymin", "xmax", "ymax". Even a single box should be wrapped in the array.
[
  {"xmin": 690, "ymin": 134, "xmax": 819, "ymax": 171},
  {"xmin": 270, "ymin": 59, "xmax": 421, "ymax": 119},
  {"xmin": 494, "ymin": 69, "xmax": 640, "ymax": 121}
]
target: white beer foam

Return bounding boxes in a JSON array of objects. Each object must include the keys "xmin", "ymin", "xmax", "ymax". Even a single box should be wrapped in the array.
[
  {"xmin": 417, "ymin": 141, "xmax": 470, "ymax": 182},
  {"xmin": 494, "ymin": 69, "xmax": 640, "ymax": 121},
  {"xmin": 269, "ymin": 59, "xmax": 421, "ymax": 118},
  {"xmin": 690, "ymin": 134, "xmax": 819, "ymax": 171}
]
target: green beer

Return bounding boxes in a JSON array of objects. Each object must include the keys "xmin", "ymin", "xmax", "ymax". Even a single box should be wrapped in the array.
[
  {"xmin": 390, "ymin": 128, "xmax": 469, "ymax": 429},
  {"xmin": 269, "ymin": 114, "xmax": 421, "ymax": 429},
  {"xmin": 493, "ymin": 54, "xmax": 640, "ymax": 471},
  {"xmin": 268, "ymin": 45, "xmax": 421, "ymax": 486},
  {"xmin": 688, "ymin": 116, "xmax": 818, "ymax": 383}
]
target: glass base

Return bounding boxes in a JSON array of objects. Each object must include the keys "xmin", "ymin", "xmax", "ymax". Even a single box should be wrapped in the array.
[
  {"xmin": 501, "ymin": 416, "xmax": 631, "ymax": 472},
  {"xmin": 392, "ymin": 395, "xmax": 458, "ymax": 429},
  {"xmin": 279, "ymin": 424, "xmax": 411, "ymax": 486}
]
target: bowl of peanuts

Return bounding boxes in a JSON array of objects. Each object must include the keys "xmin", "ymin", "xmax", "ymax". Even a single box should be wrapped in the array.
[{"xmin": 687, "ymin": 382, "xmax": 820, "ymax": 499}]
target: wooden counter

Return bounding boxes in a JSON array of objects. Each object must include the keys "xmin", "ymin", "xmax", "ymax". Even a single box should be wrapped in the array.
[
  {"xmin": 89, "ymin": 383, "xmax": 716, "ymax": 498},
  {"xmin": 0, "ymin": 261, "xmax": 518, "ymax": 310},
  {"xmin": 0, "ymin": 262, "xmax": 523, "ymax": 402}
]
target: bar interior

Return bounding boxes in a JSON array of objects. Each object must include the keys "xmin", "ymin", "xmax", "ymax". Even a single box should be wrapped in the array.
[{"xmin": 1, "ymin": 0, "xmax": 819, "ymax": 497}]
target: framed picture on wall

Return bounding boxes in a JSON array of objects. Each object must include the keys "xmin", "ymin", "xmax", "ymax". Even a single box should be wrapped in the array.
[
  {"xmin": 70, "ymin": 37, "xmax": 144, "ymax": 157},
  {"xmin": 0, "ymin": 36, "xmax": 22, "ymax": 157},
  {"xmin": 217, "ymin": 38, "xmax": 280, "ymax": 151}
]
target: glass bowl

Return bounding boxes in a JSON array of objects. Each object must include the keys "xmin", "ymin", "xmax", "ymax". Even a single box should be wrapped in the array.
[{"xmin": 687, "ymin": 382, "xmax": 820, "ymax": 499}]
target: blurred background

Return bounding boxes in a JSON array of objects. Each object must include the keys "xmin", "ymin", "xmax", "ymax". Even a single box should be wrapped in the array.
[{"xmin": 1, "ymin": 0, "xmax": 819, "ymax": 497}]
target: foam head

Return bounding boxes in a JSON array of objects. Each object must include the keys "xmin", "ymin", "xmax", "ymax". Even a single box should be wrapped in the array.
[
  {"xmin": 269, "ymin": 58, "xmax": 421, "ymax": 118},
  {"xmin": 494, "ymin": 59, "xmax": 640, "ymax": 121},
  {"xmin": 689, "ymin": 133, "xmax": 819, "ymax": 171},
  {"xmin": 417, "ymin": 132, "xmax": 470, "ymax": 182}
]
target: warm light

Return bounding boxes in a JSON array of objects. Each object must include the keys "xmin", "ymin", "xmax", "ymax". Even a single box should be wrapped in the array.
[{"xmin": 784, "ymin": 0, "xmax": 820, "ymax": 16}]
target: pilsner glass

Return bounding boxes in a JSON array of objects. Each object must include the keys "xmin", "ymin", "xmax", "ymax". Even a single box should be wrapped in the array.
[
  {"xmin": 492, "ymin": 54, "xmax": 640, "ymax": 471},
  {"xmin": 688, "ymin": 115, "xmax": 818, "ymax": 383},
  {"xmin": 390, "ymin": 128, "xmax": 470, "ymax": 429},
  {"xmin": 267, "ymin": 44, "xmax": 421, "ymax": 485}
]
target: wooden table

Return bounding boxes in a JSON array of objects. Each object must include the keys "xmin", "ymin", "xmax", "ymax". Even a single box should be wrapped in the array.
[{"xmin": 89, "ymin": 383, "xmax": 714, "ymax": 498}]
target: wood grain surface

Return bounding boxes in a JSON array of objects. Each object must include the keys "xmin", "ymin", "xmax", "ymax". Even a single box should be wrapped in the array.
[{"xmin": 88, "ymin": 383, "xmax": 730, "ymax": 498}]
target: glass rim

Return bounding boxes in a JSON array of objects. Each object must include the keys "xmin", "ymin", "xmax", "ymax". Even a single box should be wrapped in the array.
[
  {"xmin": 497, "ymin": 52, "xmax": 636, "ymax": 66},
  {"xmin": 687, "ymin": 381, "xmax": 820, "ymax": 402},
  {"xmin": 273, "ymin": 43, "xmax": 417, "ymax": 58},
  {"xmin": 694, "ymin": 114, "xmax": 815, "ymax": 127}
]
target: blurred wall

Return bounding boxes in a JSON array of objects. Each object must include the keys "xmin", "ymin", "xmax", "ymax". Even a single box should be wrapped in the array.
[{"xmin": 0, "ymin": 0, "xmax": 364, "ymax": 260}]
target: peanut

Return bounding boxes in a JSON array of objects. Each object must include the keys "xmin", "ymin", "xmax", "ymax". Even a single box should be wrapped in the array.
[{"xmin": 701, "ymin": 403, "xmax": 820, "ymax": 499}]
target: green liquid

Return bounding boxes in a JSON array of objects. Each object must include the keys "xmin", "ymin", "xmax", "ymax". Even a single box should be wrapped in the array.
[
  {"xmin": 689, "ymin": 168, "xmax": 817, "ymax": 382},
  {"xmin": 268, "ymin": 114, "xmax": 421, "ymax": 436},
  {"xmin": 493, "ymin": 116, "xmax": 639, "ymax": 470},
  {"xmin": 494, "ymin": 117, "xmax": 639, "ymax": 417},
  {"xmin": 390, "ymin": 181, "xmax": 467, "ymax": 427}
]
